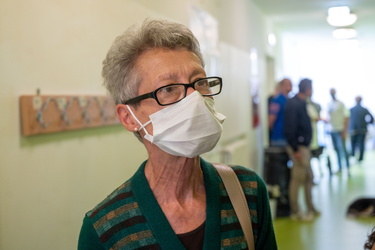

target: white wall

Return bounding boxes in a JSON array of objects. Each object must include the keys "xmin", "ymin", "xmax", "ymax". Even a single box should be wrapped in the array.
[
  {"xmin": 0, "ymin": 0, "xmax": 279, "ymax": 249},
  {"xmin": 281, "ymin": 33, "xmax": 375, "ymax": 118}
]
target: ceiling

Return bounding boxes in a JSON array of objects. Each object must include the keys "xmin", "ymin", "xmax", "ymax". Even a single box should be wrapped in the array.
[{"xmin": 252, "ymin": 0, "xmax": 375, "ymax": 42}]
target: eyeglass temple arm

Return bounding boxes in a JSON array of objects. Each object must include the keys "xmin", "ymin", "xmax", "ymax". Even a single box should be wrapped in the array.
[{"xmin": 124, "ymin": 92, "xmax": 154, "ymax": 105}]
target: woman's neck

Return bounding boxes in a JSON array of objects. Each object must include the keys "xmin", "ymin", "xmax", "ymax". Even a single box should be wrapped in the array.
[
  {"xmin": 143, "ymin": 145, "xmax": 207, "ymax": 233},
  {"xmin": 144, "ymin": 154, "xmax": 204, "ymax": 203}
]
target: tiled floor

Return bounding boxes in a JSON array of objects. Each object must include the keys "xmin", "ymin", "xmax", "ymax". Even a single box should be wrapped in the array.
[{"xmin": 273, "ymin": 148, "xmax": 375, "ymax": 250}]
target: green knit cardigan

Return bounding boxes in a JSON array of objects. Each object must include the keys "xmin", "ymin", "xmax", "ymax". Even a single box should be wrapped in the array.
[{"xmin": 78, "ymin": 158, "xmax": 277, "ymax": 250}]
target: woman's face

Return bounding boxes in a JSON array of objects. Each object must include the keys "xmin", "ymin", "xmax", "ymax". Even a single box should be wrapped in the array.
[{"xmin": 132, "ymin": 48, "xmax": 206, "ymax": 123}]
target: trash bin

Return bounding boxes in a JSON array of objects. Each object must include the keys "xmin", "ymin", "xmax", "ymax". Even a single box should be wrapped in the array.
[{"xmin": 263, "ymin": 147, "xmax": 291, "ymax": 217}]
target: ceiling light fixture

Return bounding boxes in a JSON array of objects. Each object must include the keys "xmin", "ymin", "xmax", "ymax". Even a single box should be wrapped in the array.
[{"xmin": 327, "ymin": 6, "xmax": 357, "ymax": 27}]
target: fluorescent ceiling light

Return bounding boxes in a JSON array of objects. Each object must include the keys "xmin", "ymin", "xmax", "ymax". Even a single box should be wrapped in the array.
[
  {"xmin": 332, "ymin": 28, "xmax": 357, "ymax": 39},
  {"xmin": 327, "ymin": 6, "xmax": 357, "ymax": 27},
  {"xmin": 327, "ymin": 14, "xmax": 357, "ymax": 26},
  {"xmin": 328, "ymin": 6, "xmax": 350, "ymax": 17}
]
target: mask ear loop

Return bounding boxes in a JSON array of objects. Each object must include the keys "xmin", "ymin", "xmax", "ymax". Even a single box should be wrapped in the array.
[{"xmin": 126, "ymin": 105, "xmax": 151, "ymax": 135}]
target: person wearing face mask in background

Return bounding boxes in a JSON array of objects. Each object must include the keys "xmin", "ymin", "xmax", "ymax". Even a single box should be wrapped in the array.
[{"xmin": 78, "ymin": 19, "xmax": 277, "ymax": 250}]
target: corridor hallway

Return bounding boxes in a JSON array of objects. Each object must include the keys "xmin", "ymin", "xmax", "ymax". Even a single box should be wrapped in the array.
[{"xmin": 273, "ymin": 149, "xmax": 375, "ymax": 250}]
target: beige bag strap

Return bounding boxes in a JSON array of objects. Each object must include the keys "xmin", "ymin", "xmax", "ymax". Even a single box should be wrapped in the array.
[{"xmin": 213, "ymin": 163, "xmax": 255, "ymax": 250}]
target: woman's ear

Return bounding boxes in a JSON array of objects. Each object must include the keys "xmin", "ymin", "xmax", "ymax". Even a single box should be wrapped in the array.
[{"xmin": 116, "ymin": 104, "xmax": 138, "ymax": 132}]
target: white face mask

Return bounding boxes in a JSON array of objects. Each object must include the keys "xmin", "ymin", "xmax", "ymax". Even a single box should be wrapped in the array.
[{"xmin": 127, "ymin": 91, "xmax": 226, "ymax": 158}]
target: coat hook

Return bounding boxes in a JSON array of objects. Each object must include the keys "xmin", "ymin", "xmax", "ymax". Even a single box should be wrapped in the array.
[{"xmin": 36, "ymin": 97, "xmax": 59, "ymax": 129}]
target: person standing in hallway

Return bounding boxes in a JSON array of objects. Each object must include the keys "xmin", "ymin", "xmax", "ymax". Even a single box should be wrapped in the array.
[
  {"xmin": 327, "ymin": 88, "xmax": 350, "ymax": 174},
  {"xmin": 349, "ymin": 96, "xmax": 374, "ymax": 163},
  {"xmin": 307, "ymin": 97, "xmax": 325, "ymax": 180},
  {"xmin": 307, "ymin": 97, "xmax": 322, "ymax": 155},
  {"xmin": 268, "ymin": 78, "xmax": 292, "ymax": 146},
  {"xmin": 284, "ymin": 78, "xmax": 319, "ymax": 221},
  {"xmin": 78, "ymin": 18, "xmax": 277, "ymax": 250}
]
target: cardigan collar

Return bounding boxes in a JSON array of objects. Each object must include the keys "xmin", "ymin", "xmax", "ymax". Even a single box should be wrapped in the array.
[{"xmin": 130, "ymin": 158, "xmax": 221, "ymax": 249}]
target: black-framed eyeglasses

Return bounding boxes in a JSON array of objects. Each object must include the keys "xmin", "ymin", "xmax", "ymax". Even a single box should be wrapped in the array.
[{"xmin": 124, "ymin": 76, "xmax": 222, "ymax": 106}]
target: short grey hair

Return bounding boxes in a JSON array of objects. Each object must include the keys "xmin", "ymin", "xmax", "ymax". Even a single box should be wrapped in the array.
[{"xmin": 102, "ymin": 18, "xmax": 205, "ymax": 105}]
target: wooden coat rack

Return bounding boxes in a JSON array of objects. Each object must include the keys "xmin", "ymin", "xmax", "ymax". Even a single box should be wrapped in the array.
[{"xmin": 19, "ymin": 95, "xmax": 120, "ymax": 136}]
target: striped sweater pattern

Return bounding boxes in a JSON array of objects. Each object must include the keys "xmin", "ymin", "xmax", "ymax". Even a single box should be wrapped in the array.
[{"xmin": 80, "ymin": 159, "xmax": 276, "ymax": 250}]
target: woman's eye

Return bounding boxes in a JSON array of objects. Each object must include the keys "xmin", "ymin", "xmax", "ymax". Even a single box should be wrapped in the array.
[
  {"xmin": 161, "ymin": 86, "xmax": 177, "ymax": 93},
  {"xmin": 197, "ymin": 80, "xmax": 208, "ymax": 87}
]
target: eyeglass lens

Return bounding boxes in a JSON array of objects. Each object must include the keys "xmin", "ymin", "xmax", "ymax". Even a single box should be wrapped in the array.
[{"xmin": 155, "ymin": 78, "xmax": 221, "ymax": 105}]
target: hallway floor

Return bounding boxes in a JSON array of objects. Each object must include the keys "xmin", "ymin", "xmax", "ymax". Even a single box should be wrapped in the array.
[{"xmin": 273, "ymin": 149, "xmax": 375, "ymax": 250}]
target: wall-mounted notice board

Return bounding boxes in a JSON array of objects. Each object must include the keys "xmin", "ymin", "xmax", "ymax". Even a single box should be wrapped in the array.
[{"xmin": 19, "ymin": 95, "xmax": 120, "ymax": 136}]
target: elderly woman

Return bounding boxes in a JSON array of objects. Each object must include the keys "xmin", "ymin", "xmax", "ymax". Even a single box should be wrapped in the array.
[{"xmin": 78, "ymin": 19, "xmax": 277, "ymax": 250}]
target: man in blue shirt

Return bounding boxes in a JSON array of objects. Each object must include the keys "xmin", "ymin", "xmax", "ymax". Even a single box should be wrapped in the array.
[{"xmin": 268, "ymin": 78, "xmax": 292, "ymax": 146}]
